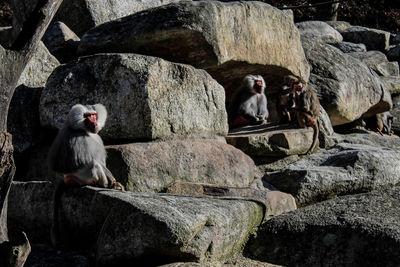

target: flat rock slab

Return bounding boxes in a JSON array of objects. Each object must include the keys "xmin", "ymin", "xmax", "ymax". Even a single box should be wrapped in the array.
[
  {"xmin": 165, "ymin": 181, "xmax": 297, "ymax": 219},
  {"xmin": 77, "ymin": 1, "xmax": 310, "ymax": 102},
  {"xmin": 341, "ymin": 25, "xmax": 391, "ymax": 51},
  {"xmin": 40, "ymin": 53, "xmax": 228, "ymax": 141},
  {"xmin": 106, "ymin": 140, "xmax": 256, "ymax": 192},
  {"xmin": 8, "ymin": 182, "xmax": 265, "ymax": 265},
  {"xmin": 226, "ymin": 123, "xmax": 315, "ymax": 157},
  {"xmin": 263, "ymin": 142, "xmax": 400, "ymax": 206},
  {"xmin": 245, "ymin": 187, "xmax": 400, "ymax": 266}
]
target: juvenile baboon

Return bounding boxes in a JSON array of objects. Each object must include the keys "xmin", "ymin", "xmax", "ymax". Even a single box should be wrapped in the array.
[
  {"xmin": 277, "ymin": 75, "xmax": 298, "ymax": 123},
  {"xmin": 365, "ymin": 111, "xmax": 394, "ymax": 135},
  {"xmin": 230, "ymin": 74, "xmax": 269, "ymax": 128},
  {"xmin": 292, "ymin": 80, "xmax": 320, "ymax": 154}
]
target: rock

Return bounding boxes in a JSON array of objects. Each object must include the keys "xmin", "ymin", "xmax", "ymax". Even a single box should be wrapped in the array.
[
  {"xmin": 40, "ymin": 53, "xmax": 228, "ymax": 141},
  {"xmin": 8, "ymin": 182, "xmax": 265, "ymax": 265},
  {"xmin": 12, "ymin": 144, "xmax": 59, "ymax": 183},
  {"xmin": 392, "ymin": 94, "xmax": 400, "ymax": 134},
  {"xmin": 25, "ymin": 244, "xmax": 91, "ymax": 267},
  {"xmin": 42, "ymin": 21, "xmax": 80, "ymax": 63},
  {"xmin": 263, "ymin": 142, "xmax": 400, "ymax": 206},
  {"xmin": 391, "ymin": 34, "xmax": 400, "ymax": 45},
  {"xmin": 8, "ymin": 231, "xmax": 31, "ymax": 267},
  {"xmin": 328, "ymin": 41, "xmax": 367, "ymax": 53},
  {"xmin": 77, "ymin": 1, "xmax": 310, "ymax": 105},
  {"xmin": 303, "ymin": 39, "xmax": 390, "ymax": 126},
  {"xmin": 387, "ymin": 45, "xmax": 400, "ymax": 61},
  {"xmin": 17, "ymin": 42, "xmax": 60, "ymax": 88},
  {"xmin": 348, "ymin": 50, "xmax": 399, "ymax": 77},
  {"xmin": 8, "ymin": 181, "xmax": 55, "ymax": 244},
  {"xmin": 226, "ymin": 123, "xmax": 316, "ymax": 158},
  {"xmin": 332, "ymin": 132, "xmax": 400, "ymax": 150},
  {"xmin": 54, "ymin": 0, "xmax": 183, "ymax": 36},
  {"xmin": 341, "ymin": 26, "xmax": 391, "ymax": 51},
  {"xmin": 7, "ymin": 85, "xmax": 44, "ymax": 153},
  {"xmin": 245, "ymin": 187, "xmax": 400, "ymax": 266},
  {"xmin": 165, "ymin": 181, "xmax": 297, "ymax": 219},
  {"xmin": 296, "ymin": 21, "xmax": 343, "ymax": 43},
  {"xmin": 106, "ymin": 140, "xmax": 256, "ymax": 192},
  {"xmin": 380, "ymin": 76, "xmax": 400, "ymax": 94},
  {"xmin": 0, "ymin": 26, "xmax": 12, "ymax": 48},
  {"xmin": 161, "ymin": 258, "xmax": 281, "ymax": 267},
  {"xmin": 325, "ymin": 21, "xmax": 351, "ymax": 33}
]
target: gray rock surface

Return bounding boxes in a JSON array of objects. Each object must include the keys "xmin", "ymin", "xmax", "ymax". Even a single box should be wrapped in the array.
[
  {"xmin": 8, "ymin": 181, "xmax": 54, "ymax": 243},
  {"xmin": 389, "ymin": 94, "xmax": 400, "ymax": 135},
  {"xmin": 17, "ymin": 42, "xmax": 60, "ymax": 88},
  {"xmin": 8, "ymin": 182, "xmax": 265, "ymax": 265},
  {"xmin": 332, "ymin": 132, "xmax": 400, "ymax": 150},
  {"xmin": 226, "ymin": 123, "xmax": 315, "ymax": 158},
  {"xmin": 7, "ymin": 85, "xmax": 44, "ymax": 153},
  {"xmin": 380, "ymin": 76, "xmax": 400, "ymax": 94},
  {"xmin": 303, "ymin": 39, "xmax": 391, "ymax": 125},
  {"xmin": 106, "ymin": 140, "xmax": 257, "ymax": 192},
  {"xmin": 77, "ymin": 1, "xmax": 310, "ymax": 104},
  {"xmin": 387, "ymin": 45, "xmax": 400, "ymax": 61},
  {"xmin": 325, "ymin": 21, "xmax": 351, "ymax": 32},
  {"xmin": 54, "ymin": 0, "xmax": 183, "ymax": 36},
  {"xmin": 348, "ymin": 50, "xmax": 399, "ymax": 77},
  {"xmin": 296, "ymin": 21, "xmax": 343, "ymax": 43},
  {"xmin": 263, "ymin": 142, "xmax": 400, "ymax": 206},
  {"xmin": 246, "ymin": 187, "xmax": 400, "ymax": 266},
  {"xmin": 42, "ymin": 21, "xmax": 80, "ymax": 63},
  {"xmin": 341, "ymin": 26, "xmax": 391, "ymax": 51},
  {"xmin": 165, "ymin": 181, "xmax": 297, "ymax": 219},
  {"xmin": 328, "ymin": 41, "xmax": 367, "ymax": 53},
  {"xmin": 40, "ymin": 53, "xmax": 228, "ymax": 141}
]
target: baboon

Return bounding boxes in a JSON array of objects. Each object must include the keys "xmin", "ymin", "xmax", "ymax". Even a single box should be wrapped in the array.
[
  {"xmin": 292, "ymin": 80, "xmax": 320, "ymax": 154},
  {"xmin": 48, "ymin": 104, "xmax": 124, "ymax": 247},
  {"xmin": 277, "ymin": 75, "xmax": 298, "ymax": 123},
  {"xmin": 230, "ymin": 74, "xmax": 269, "ymax": 128}
]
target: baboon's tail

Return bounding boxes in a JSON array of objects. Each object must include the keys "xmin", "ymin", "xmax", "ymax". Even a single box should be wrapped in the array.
[{"xmin": 307, "ymin": 121, "xmax": 319, "ymax": 154}]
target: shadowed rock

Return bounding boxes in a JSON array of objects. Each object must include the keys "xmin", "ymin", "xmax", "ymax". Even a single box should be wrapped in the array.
[
  {"xmin": 341, "ymin": 26, "xmax": 391, "ymax": 51},
  {"xmin": 246, "ymin": 187, "xmax": 400, "ymax": 266},
  {"xmin": 8, "ymin": 182, "xmax": 265, "ymax": 265}
]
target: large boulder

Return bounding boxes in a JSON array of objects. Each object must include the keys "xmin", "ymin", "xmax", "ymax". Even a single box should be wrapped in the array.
[
  {"xmin": 77, "ymin": 1, "xmax": 310, "ymax": 105},
  {"xmin": 245, "ymin": 187, "xmax": 400, "ymax": 266},
  {"xmin": 296, "ymin": 21, "xmax": 343, "ymax": 43},
  {"xmin": 17, "ymin": 41, "xmax": 60, "ymax": 88},
  {"xmin": 106, "ymin": 140, "xmax": 256, "ymax": 192},
  {"xmin": 325, "ymin": 21, "xmax": 351, "ymax": 33},
  {"xmin": 263, "ymin": 142, "xmax": 400, "ymax": 206},
  {"xmin": 54, "ymin": 0, "xmax": 183, "ymax": 36},
  {"xmin": 303, "ymin": 39, "xmax": 391, "ymax": 126},
  {"xmin": 341, "ymin": 26, "xmax": 391, "ymax": 51},
  {"xmin": 8, "ymin": 182, "xmax": 265, "ymax": 265},
  {"xmin": 40, "ymin": 53, "xmax": 228, "ymax": 141}
]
